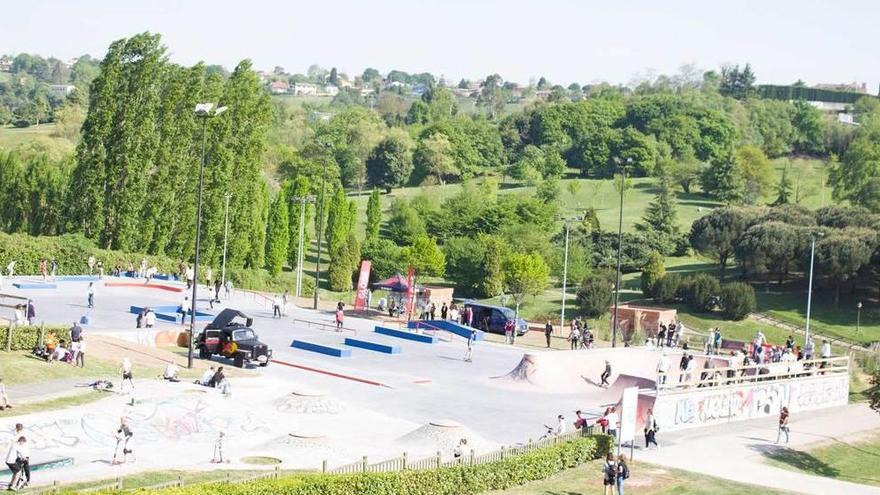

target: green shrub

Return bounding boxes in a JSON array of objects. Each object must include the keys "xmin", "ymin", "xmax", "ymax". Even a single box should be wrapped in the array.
[
  {"xmin": 683, "ymin": 273, "xmax": 720, "ymax": 313},
  {"xmin": 640, "ymin": 251, "xmax": 665, "ymax": 298},
  {"xmin": 719, "ymin": 282, "xmax": 757, "ymax": 320},
  {"xmin": 654, "ymin": 273, "xmax": 682, "ymax": 304},
  {"xmin": 0, "ymin": 325, "xmax": 70, "ymax": 351},
  {"xmin": 576, "ymin": 271, "xmax": 615, "ymax": 318},
  {"xmin": 88, "ymin": 435, "xmax": 610, "ymax": 495}
]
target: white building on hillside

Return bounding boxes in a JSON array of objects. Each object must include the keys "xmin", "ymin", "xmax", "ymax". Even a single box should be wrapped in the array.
[{"xmin": 292, "ymin": 82, "xmax": 319, "ymax": 96}]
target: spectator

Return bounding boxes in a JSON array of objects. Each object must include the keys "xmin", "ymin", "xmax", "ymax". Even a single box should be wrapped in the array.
[
  {"xmin": 644, "ymin": 407, "xmax": 659, "ymax": 449},
  {"xmin": 464, "ymin": 328, "xmax": 476, "ymax": 362},
  {"xmin": 453, "ymin": 438, "xmax": 467, "ymax": 461},
  {"xmin": 554, "ymin": 414, "xmax": 566, "ymax": 435},
  {"xmin": 785, "ymin": 335, "xmax": 795, "ymax": 351},
  {"xmin": 0, "ymin": 378, "xmax": 11, "ymax": 410},
  {"xmin": 335, "ymin": 304, "xmax": 344, "ymax": 330},
  {"xmin": 120, "ymin": 358, "xmax": 134, "ymax": 395},
  {"xmin": 144, "ymin": 308, "xmax": 156, "ymax": 328},
  {"xmin": 87, "ymin": 282, "xmax": 96, "ymax": 309},
  {"xmin": 568, "ymin": 325, "xmax": 580, "ymax": 350},
  {"xmin": 69, "ymin": 321, "xmax": 83, "ymax": 345},
  {"xmin": 74, "ymin": 338, "xmax": 86, "ymax": 368},
  {"xmin": 573, "ymin": 410, "xmax": 588, "ymax": 430},
  {"xmin": 441, "ymin": 302, "xmax": 448, "ymax": 320},
  {"xmin": 50, "ymin": 259, "xmax": 57, "ymax": 279},
  {"xmin": 616, "ymin": 455, "xmax": 630, "ymax": 495},
  {"xmin": 87, "ymin": 256, "xmax": 96, "ymax": 275},
  {"xmin": 605, "ymin": 406, "xmax": 619, "ymax": 440},
  {"xmin": 657, "ymin": 324, "xmax": 667, "ymax": 348},
  {"xmin": 5, "ymin": 436, "xmax": 24, "ymax": 490},
  {"xmin": 26, "ymin": 301, "xmax": 35, "ymax": 326},
  {"xmin": 544, "ymin": 321, "xmax": 553, "ymax": 348},
  {"xmin": 656, "ymin": 353, "xmax": 670, "ymax": 386},
  {"xmin": 272, "ymin": 295, "xmax": 282, "ymax": 318},
  {"xmin": 601, "ymin": 453, "xmax": 617, "ymax": 495},
  {"xmin": 199, "ymin": 366, "xmax": 215, "ymax": 386},
  {"xmin": 282, "ymin": 290, "xmax": 289, "ymax": 316},
  {"xmin": 49, "ymin": 342, "xmax": 69, "ymax": 363},
  {"xmin": 776, "ymin": 406, "xmax": 790, "ymax": 444},
  {"xmin": 210, "ymin": 366, "xmax": 225, "ymax": 388},
  {"xmin": 163, "ymin": 362, "xmax": 180, "ymax": 382},
  {"xmin": 820, "ymin": 339, "xmax": 832, "ymax": 367},
  {"xmin": 14, "ymin": 429, "xmax": 29, "ymax": 489},
  {"xmin": 211, "ymin": 432, "xmax": 226, "ymax": 463}
]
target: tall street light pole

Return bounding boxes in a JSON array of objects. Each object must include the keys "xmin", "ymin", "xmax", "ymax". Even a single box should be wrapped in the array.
[
  {"xmin": 292, "ymin": 195, "xmax": 316, "ymax": 297},
  {"xmin": 857, "ymin": 301, "xmax": 863, "ymax": 337},
  {"xmin": 804, "ymin": 231, "xmax": 823, "ymax": 347},
  {"xmin": 189, "ymin": 103, "xmax": 227, "ymax": 369},
  {"xmin": 559, "ymin": 215, "xmax": 583, "ymax": 333},
  {"xmin": 220, "ymin": 192, "xmax": 232, "ymax": 289},
  {"xmin": 611, "ymin": 157, "xmax": 632, "ymax": 348}
]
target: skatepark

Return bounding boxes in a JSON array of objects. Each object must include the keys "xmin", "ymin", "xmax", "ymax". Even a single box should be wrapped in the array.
[{"xmin": 0, "ymin": 274, "xmax": 853, "ymax": 487}]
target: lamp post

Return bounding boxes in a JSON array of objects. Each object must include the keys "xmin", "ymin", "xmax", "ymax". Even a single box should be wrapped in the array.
[
  {"xmin": 611, "ymin": 157, "xmax": 632, "ymax": 348},
  {"xmin": 292, "ymin": 195, "xmax": 316, "ymax": 297},
  {"xmin": 559, "ymin": 215, "xmax": 583, "ymax": 333},
  {"xmin": 220, "ymin": 192, "xmax": 232, "ymax": 289},
  {"xmin": 189, "ymin": 103, "xmax": 227, "ymax": 369},
  {"xmin": 804, "ymin": 231, "xmax": 823, "ymax": 347},
  {"xmin": 857, "ymin": 301, "xmax": 863, "ymax": 336}
]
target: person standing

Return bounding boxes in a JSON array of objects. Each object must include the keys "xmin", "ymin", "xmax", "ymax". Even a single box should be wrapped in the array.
[
  {"xmin": 785, "ymin": 335, "xmax": 795, "ymax": 352},
  {"xmin": 144, "ymin": 308, "xmax": 156, "ymax": 329},
  {"xmin": 205, "ymin": 266, "xmax": 212, "ymax": 290},
  {"xmin": 178, "ymin": 296, "xmax": 189, "ymax": 326},
  {"xmin": 120, "ymin": 358, "xmax": 133, "ymax": 395},
  {"xmin": 139, "ymin": 258, "xmax": 148, "ymax": 279},
  {"xmin": 606, "ymin": 406, "xmax": 619, "ymax": 440},
  {"xmin": 440, "ymin": 302, "xmax": 448, "ymax": 320},
  {"xmin": 600, "ymin": 360, "xmax": 612, "ymax": 387},
  {"xmin": 568, "ymin": 325, "xmax": 580, "ymax": 350},
  {"xmin": 26, "ymin": 300, "xmax": 35, "ymax": 326},
  {"xmin": 464, "ymin": 328, "xmax": 476, "ymax": 362},
  {"xmin": 820, "ymin": 340, "xmax": 832, "ymax": 370},
  {"xmin": 616, "ymin": 455, "xmax": 630, "ymax": 495},
  {"xmin": 644, "ymin": 407, "xmax": 659, "ymax": 449},
  {"xmin": 281, "ymin": 290, "xmax": 289, "ymax": 316},
  {"xmin": 272, "ymin": 295, "xmax": 282, "ymax": 318},
  {"xmin": 656, "ymin": 353, "xmax": 670, "ymax": 386},
  {"xmin": 504, "ymin": 319, "xmax": 514, "ymax": 345},
  {"xmin": 601, "ymin": 453, "xmax": 617, "ymax": 495},
  {"xmin": 75, "ymin": 338, "xmax": 86, "ymax": 368},
  {"xmin": 544, "ymin": 321, "xmax": 553, "ymax": 348},
  {"xmin": 804, "ymin": 337, "xmax": 815, "ymax": 363},
  {"xmin": 776, "ymin": 406, "xmax": 790, "ymax": 444},
  {"xmin": 87, "ymin": 282, "xmax": 96, "ymax": 308},
  {"xmin": 49, "ymin": 259, "xmax": 57, "ymax": 279},
  {"xmin": 0, "ymin": 379, "xmax": 11, "ymax": 410},
  {"xmin": 96, "ymin": 260, "xmax": 104, "ymax": 279},
  {"xmin": 5, "ymin": 436, "xmax": 24, "ymax": 490},
  {"xmin": 112, "ymin": 418, "xmax": 134, "ymax": 465},
  {"xmin": 657, "ymin": 324, "xmax": 667, "ymax": 348},
  {"xmin": 39, "ymin": 259, "xmax": 48, "ymax": 282},
  {"xmin": 211, "ymin": 432, "xmax": 226, "ymax": 463},
  {"xmin": 214, "ymin": 279, "xmax": 222, "ymax": 302},
  {"xmin": 224, "ymin": 279, "xmax": 233, "ymax": 299},
  {"xmin": 87, "ymin": 256, "xmax": 95, "ymax": 275},
  {"xmin": 335, "ymin": 303, "xmax": 344, "ymax": 331}
]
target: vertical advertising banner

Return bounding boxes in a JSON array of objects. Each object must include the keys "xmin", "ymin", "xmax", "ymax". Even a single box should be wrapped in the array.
[
  {"xmin": 354, "ymin": 260, "xmax": 372, "ymax": 311},
  {"xmin": 405, "ymin": 266, "xmax": 415, "ymax": 320},
  {"xmin": 619, "ymin": 386, "xmax": 640, "ymax": 444}
]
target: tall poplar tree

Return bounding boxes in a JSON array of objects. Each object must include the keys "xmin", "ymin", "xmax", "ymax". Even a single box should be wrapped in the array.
[
  {"xmin": 365, "ymin": 188, "xmax": 382, "ymax": 241},
  {"xmin": 265, "ymin": 188, "xmax": 290, "ymax": 275}
]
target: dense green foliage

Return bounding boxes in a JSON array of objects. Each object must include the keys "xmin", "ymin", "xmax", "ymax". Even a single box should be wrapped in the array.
[
  {"xmin": 0, "ymin": 325, "xmax": 70, "ymax": 351},
  {"xmin": 87, "ymin": 435, "xmax": 609, "ymax": 495},
  {"xmin": 719, "ymin": 282, "xmax": 757, "ymax": 320},
  {"xmin": 576, "ymin": 270, "xmax": 615, "ymax": 317}
]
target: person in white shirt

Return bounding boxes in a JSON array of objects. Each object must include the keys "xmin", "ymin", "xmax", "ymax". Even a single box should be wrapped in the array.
[
  {"xmin": 820, "ymin": 340, "xmax": 832, "ymax": 359},
  {"xmin": 163, "ymin": 362, "xmax": 180, "ymax": 382},
  {"xmin": 656, "ymin": 354, "xmax": 670, "ymax": 386},
  {"xmin": 5, "ymin": 437, "xmax": 24, "ymax": 489},
  {"xmin": 6, "ymin": 260, "xmax": 15, "ymax": 277},
  {"xmin": 75, "ymin": 339, "xmax": 86, "ymax": 368},
  {"xmin": 684, "ymin": 355, "xmax": 696, "ymax": 384},
  {"xmin": 144, "ymin": 309, "xmax": 156, "ymax": 328},
  {"xmin": 272, "ymin": 295, "xmax": 282, "ymax": 318},
  {"xmin": 15, "ymin": 435, "xmax": 29, "ymax": 488},
  {"xmin": 49, "ymin": 344, "xmax": 69, "ymax": 363},
  {"xmin": 199, "ymin": 366, "xmax": 215, "ymax": 386},
  {"xmin": 452, "ymin": 437, "xmax": 467, "ymax": 461},
  {"xmin": 121, "ymin": 358, "xmax": 134, "ymax": 395},
  {"xmin": 87, "ymin": 282, "xmax": 96, "ymax": 308},
  {"xmin": 0, "ymin": 378, "xmax": 9, "ymax": 410},
  {"xmin": 605, "ymin": 407, "xmax": 620, "ymax": 439},
  {"xmin": 555, "ymin": 414, "xmax": 567, "ymax": 435}
]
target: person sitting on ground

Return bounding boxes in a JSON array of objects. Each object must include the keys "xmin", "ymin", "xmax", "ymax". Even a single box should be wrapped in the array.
[
  {"xmin": 198, "ymin": 366, "xmax": 215, "ymax": 386},
  {"xmin": 0, "ymin": 378, "xmax": 11, "ymax": 410},
  {"xmin": 210, "ymin": 366, "xmax": 225, "ymax": 388},
  {"xmin": 453, "ymin": 438, "xmax": 467, "ymax": 460},
  {"xmin": 49, "ymin": 342, "xmax": 69, "ymax": 363},
  {"xmin": 163, "ymin": 362, "xmax": 180, "ymax": 382}
]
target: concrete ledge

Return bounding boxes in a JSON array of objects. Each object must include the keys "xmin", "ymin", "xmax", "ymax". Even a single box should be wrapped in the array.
[
  {"xmin": 344, "ymin": 337, "xmax": 401, "ymax": 354},
  {"xmin": 374, "ymin": 326, "xmax": 437, "ymax": 344},
  {"xmin": 291, "ymin": 340, "xmax": 352, "ymax": 358},
  {"xmin": 13, "ymin": 282, "xmax": 57, "ymax": 289},
  {"xmin": 106, "ymin": 282, "xmax": 183, "ymax": 292}
]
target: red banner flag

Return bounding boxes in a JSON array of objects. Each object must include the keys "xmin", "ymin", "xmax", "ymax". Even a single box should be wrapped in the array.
[
  {"xmin": 405, "ymin": 266, "xmax": 415, "ymax": 320},
  {"xmin": 354, "ymin": 260, "xmax": 372, "ymax": 311}
]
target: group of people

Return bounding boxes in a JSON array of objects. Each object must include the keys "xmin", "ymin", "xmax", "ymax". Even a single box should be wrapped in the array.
[
  {"xmin": 654, "ymin": 321, "xmax": 682, "ymax": 349},
  {"xmin": 10, "ymin": 301, "xmax": 35, "ymax": 327},
  {"xmin": 36, "ymin": 322, "xmax": 87, "ymax": 367},
  {"xmin": 135, "ymin": 308, "xmax": 157, "ymax": 328},
  {"xmin": 271, "ymin": 292, "xmax": 290, "ymax": 318},
  {"xmin": 566, "ymin": 318, "xmax": 594, "ymax": 350},
  {"xmin": 37, "ymin": 259, "xmax": 58, "ymax": 281},
  {"xmin": 196, "ymin": 366, "xmax": 232, "ymax": 396}
]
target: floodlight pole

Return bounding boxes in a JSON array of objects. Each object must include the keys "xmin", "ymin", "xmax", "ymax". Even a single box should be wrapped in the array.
[
  {"xmin": 292, "ymin": 195, "xmax": 316, "ymax": 297},
  {"xmin": 804, "ymin": 231, "xmax": 822, "ymax": 346},
  {"xmin": 611, "ymin": 158, "xmax": 631, "ymax": 348},
  {"xmin": 220, "ymin": 192, "xmax": 231, "ymax": 288}
]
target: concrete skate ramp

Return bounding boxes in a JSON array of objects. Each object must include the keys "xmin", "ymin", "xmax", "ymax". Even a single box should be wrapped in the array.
[
  {"xmin": 493, "ymin": 347, "xmax": 664, "ymax": 394},
  {"xmin": 596, "ymin": 374, "xmax": 655, "ymax": 404}
]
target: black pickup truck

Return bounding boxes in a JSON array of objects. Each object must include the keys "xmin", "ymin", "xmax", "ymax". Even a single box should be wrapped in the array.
[{"xmin": 196, "ymin": 309, "xmax": 272, "ymax": 368}]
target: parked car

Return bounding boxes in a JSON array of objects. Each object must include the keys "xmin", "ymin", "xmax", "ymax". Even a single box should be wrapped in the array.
[
  {"xmin": 196, "ymin": 308, "xmax": 272, "ymax": 368},
  {"xmin": 463, "ymin": 302, "xmax": 528, "ymax": 336}
]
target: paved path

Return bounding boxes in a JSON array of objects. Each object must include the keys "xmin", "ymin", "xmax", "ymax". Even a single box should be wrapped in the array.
[
  {"xmin": 7, "ymin": 378, "xmax": 91, "ymax": 402},
  {"xmin": 637, "ymin": 403, "xmax": 880, "ymax": 494}
]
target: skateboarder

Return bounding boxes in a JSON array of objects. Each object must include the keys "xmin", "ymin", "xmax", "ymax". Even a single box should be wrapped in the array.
[
  {"xmin": 464, "ymin": 328, "xmax": 476, "ymax": 362},
  {"xmin": 112, "ymin": 418, "xmax": 134, "ymax": 465},
  {"xmin": 600, "ymin": 360, "xmax": 612, "ymax": 387}
]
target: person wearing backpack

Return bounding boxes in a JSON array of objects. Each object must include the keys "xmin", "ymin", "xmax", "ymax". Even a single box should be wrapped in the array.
[
  {"xmin": 601, "ymin": 453, "xmax": 617, "ymax": 495},
  {"xmin": 616, "ymin": 454, "xmax": 630, "ymax": 494}
]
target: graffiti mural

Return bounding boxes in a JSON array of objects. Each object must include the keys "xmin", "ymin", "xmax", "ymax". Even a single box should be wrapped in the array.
[{"xmin": 656, "ymin": 375, "xmax": 848, "ymax": 432}]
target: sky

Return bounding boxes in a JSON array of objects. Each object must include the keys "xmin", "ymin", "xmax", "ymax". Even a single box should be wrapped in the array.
[{"xmin": 1, "ymin": 0, "xmax": 877, "ymax": 91}]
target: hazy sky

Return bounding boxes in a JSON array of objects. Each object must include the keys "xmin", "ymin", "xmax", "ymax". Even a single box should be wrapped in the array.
[{"xmin": 2, "ymin": 0, "xmax": 877, "ymax": 90}]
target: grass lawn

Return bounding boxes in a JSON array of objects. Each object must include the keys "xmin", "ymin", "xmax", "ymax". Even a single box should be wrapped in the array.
[
  {"xmin": 486, "ymin": 459, "xmax": 790, "ymax": 495},
  {"xmin": 764, "ymin": 431, "xmax": 880, "ymax": 487},
  {"xmin": 0, "ymin": 123, "xmax": 73, "ymax": 153},
  {"xmin": 0, "ymin": 391, "xmax": 107, "ymax": 418},
  {"xmin": 0, "ymin": 351, "xmax": 196, "ymax": 386}
]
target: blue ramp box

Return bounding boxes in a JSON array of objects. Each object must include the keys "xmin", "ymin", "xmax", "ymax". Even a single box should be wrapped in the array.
[
  {"xmin": 291, "ymin": 339, "xmax": 351, "ymax": 358},
  {"xmin": 408, "ymin": 320, "xmax": 485, "ymax": 341},
  {"xmin": 374, "ymin": 326, "xmax": 437, "ymax": 344},
  {"xmin": 13, "ymin": 282, "xmax": 57, "ymax": 289},
  {"xmin": 344, "ymin": 337, "xmax": 401, "ymax": 354}
]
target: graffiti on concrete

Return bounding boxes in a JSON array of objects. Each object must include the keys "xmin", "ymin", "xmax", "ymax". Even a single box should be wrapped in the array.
[{"xmin": 666, "ymin": 375, "xmax": 847, "ymax": 428}]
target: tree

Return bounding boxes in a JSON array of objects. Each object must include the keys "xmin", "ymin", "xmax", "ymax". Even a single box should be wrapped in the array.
[
  {"xmin": 791, "ymin": 100, "xmax": 824, "ymax": 155},
  {"xmin": 366, "ymin": 131, "xmax": 413, "ymax": 191},
  {"xmin": 477, "ymin": 74, "xmax": 506, "ymax": 119},
  {"xmin": 812, "ymin": 232, "xmax": 874, "ymax": 309},
  {"xmin": 324, "ymin": 186, "xmax": 351, "ymax": 256},
  {"xmin": 402, "ymin": 235, "xmax": 446, "ymax": 276},
  {"xmin": 365, "ymin": 188, "xmax": 382, "ymax": 241},
  {"xmin": 265, "ymin": 189, "xmax": 290, "ymax": 275},
  {"xmin": 734, "ymin": 221, "xmax": 801, "ymax": 283},
  {"xmin": 720, "ymin": 282, "xmax": 756, "ymax": 320},
  {"xmin": 576, "ymin": 270, "xmax": 614, "ymax": 317},
  {"xmin": 701, "ymin": 151, "xmax": 745, "ymax": 204},
  {"xmin": 329, "ymin": 67, "xmax": 338, "ymax": 86},
  {"xmin": 286, "ymin": 176, "xmax": 312, "ymax": 270},
  {"xmin": 689, "ymin": 207, "xmax": 755, "ymax": 280},
  {"xmin": 668, "ymin": 159, "xmax": 702, "ymax": 194},
  {"xmin": 638, "ymin": 172, "xmax": 680, "ymax": 255},
  {"xmin": 328, "ymin": 234, "xmax": 359, "ymax": 292},
  {"xmin": 829, "ymin": 119, "xmax": 880, "ymax": 212},
  {"xmin": 654, "ymin": 273, "xmax": 682, "ymax": 304},
  {"xmin": 501, "ymin": 252, "xmax": 549, "ymax": 316},
  {"xmin": 413, "ymin": 133, "xmax": 458, "ymax": 185},
  {"xmin": 736, "ymin": 145, "xmax": 773, "ymax": 204},
  {"xmin": 641, "ymin": 251, "xmax": 666, "ymax": 298},
  {"xmin": 773, "ymin": 164, "xmax": 793, "ymax": 205},
  {"xmin": 684, "ymin": 273, "xmax": 721, "ymax": 312},
  {"xmin": 386, "ymin": 198, "xmax": 426, "ymax": 245}
]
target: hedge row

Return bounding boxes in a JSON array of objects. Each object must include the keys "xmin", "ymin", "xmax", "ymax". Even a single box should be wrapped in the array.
[
  {"xmin": 90, "ymin": 435, "xmax": 611, "ymax": 495},
  {"xmin": 0, "ymin": 325, "xmax": 70, "ymax": 351}
]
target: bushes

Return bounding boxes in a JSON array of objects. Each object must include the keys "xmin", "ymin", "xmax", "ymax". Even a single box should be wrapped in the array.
[
  {"xmin": 719, "ymin": 282, "xmax": 756, "ymax": 320},
  {"xmin": 640, "ymin": 251, "xmax": 665, "ymax": 297},
  {"xmin": 653, "ymin": 273, "xmax": 682, "ymax": 304},
  {"xmin": 683, "ymin": 273, "xmax": 720, "ymax": 313},
  {"xmin": 107, "ymin": 435, "xmax": 609, "ymax": 495},
  {"xmin": 0, "ymin": 325, "xmax": 68, "ymax": 351},
  {"xmin": 576, "ymin": 271, "xmax": 615, "ymax": 318}
]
